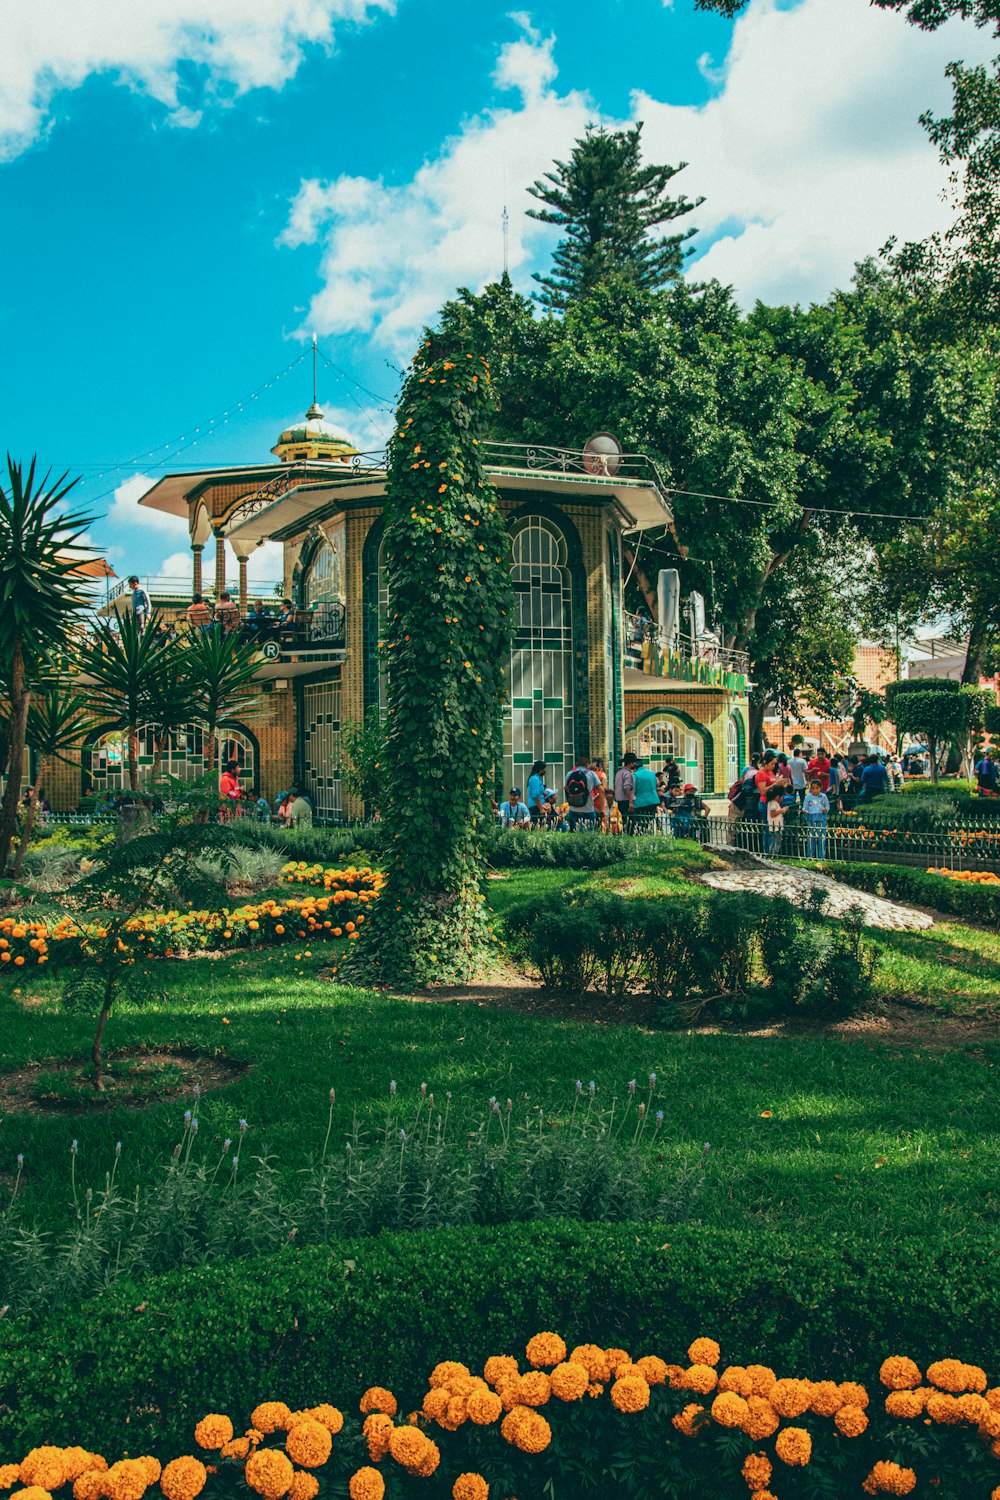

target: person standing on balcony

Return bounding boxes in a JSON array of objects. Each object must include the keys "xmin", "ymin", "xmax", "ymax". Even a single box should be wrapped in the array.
[
  {"xmin": 187, "ymin": 593, "xmax": 213, "ymax": 631},
  {"xmin": 127, "ymin": 575, "xmax": 151, "ymax": 634}
]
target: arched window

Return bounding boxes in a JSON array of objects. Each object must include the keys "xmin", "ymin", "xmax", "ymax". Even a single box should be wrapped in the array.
[
  {"xmin": 505, "ymin": 516, "xmax": 575, "ymax": 794},
  {"xmin": 626, "ymin": 715, "xmax": 704, "ymax": 788},
  {"xmin": 303, "ymin": 536, "xmax": 343, "ymax": 608},
  {"xmin": 85, "ymin": 725, "xmax": 257, "ymax": 792}
]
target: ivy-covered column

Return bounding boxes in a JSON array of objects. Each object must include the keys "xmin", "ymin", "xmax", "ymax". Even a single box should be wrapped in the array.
[{"xmin": 343, "ymin": 340, "xmax": 512, "ymax": 987}]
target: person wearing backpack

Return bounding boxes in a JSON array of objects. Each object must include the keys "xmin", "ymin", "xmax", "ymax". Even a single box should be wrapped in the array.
[
  {"xmin": 564, "ymin": 754, "xmax": 600, "ymax": 831},
  {"xmin": 631, "ymin": 758, "xmax": 661, "ymax": 833}
]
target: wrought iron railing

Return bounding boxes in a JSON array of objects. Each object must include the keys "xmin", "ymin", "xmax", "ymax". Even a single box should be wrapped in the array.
[
  {"xmin": 699, "ymin": 814, "xmax": 1000, "ymax": 869},
  {"xmin": 105, "ymin": 576, "xmax": 283, "ymax": 605},
  {"xmin": 624, "ymin": 614, "xmax": 751, "ymax": 684},
  {"xmin": 481, "ymin": 439, "xmax": 674, "ymax": 507}
]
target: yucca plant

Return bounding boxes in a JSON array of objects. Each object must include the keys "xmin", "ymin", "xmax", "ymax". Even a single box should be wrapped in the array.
[
  {"xmin": 11, "ymin": 686, "xmax": 96, "ymax": 877},
  {"xmin": 181, "ymin": 628, "xmax": 263, "ymax": 771},
  {"xmin": 77, "ymin": 613, "xmax": 176, "ymax": 793},
  {"xmin": 0, "ymin": 457, "xmax": 93, "ymax": 876}
]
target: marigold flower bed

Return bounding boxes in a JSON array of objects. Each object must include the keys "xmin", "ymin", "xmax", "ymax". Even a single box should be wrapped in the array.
[
  {"xmin": 0, "ymin": 867, "xmax": 384, "ymax": 969},
  {"xmin": 927, "ymin": 867, "xmax": 1000, "ymax": 885},
  {"xmin": 3, "ymin": 1335, "xmax": 999, "ymax": 1499}
]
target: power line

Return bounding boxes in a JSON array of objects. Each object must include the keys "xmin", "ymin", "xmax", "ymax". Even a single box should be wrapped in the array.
[{"xmin": 664, "ymin": 483, "xmax": 925, "ymax": 524}]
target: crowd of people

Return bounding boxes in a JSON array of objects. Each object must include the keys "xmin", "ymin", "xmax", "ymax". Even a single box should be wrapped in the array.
[
  {"xmin": 125, "ymin": 574, "xmax": 297, "ymax": 643},
  {"xmin": 217, "ymin": 761, "xmax": 314, "ymax": 826},
  {"xmin": 497, "ymin": 751, "xmax": 710, "ymax": 838}
]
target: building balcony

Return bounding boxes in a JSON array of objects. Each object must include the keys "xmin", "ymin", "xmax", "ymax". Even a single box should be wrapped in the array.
[{"xmin": 624, "ymin": 613, "xmax": 750, "ymax": 693}]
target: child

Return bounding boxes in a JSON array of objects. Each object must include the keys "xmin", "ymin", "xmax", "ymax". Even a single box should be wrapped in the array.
[
  {"xmin": 765, "ymin": 782, "xmax": 786, "ymax": 856},
  {"xmin": 802, "ymin": 777, "xmax": 830, "ymax": 859}
]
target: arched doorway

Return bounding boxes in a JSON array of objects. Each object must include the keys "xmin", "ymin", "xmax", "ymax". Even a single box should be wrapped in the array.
[{"xmin": 84, "ymin": 723, "xmax": 258, "ymax": 795}]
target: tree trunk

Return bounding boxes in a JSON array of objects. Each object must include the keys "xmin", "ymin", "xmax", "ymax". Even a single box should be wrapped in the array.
[
  {"xmin": 929, "ymin": 733, "xmax": 939, "ymax": 784},
  {"xmin": 128, "ymin": 725, "xmax": 140, "ymax": 792},
  {"xmin": 0, "ymin": 642, "xmax": 30, "ymax": 879},
  {"xmin": 205, "ymin": 715, "xmax": 217, "ymax": 773},
  {"xmin": 749, "ymin": 699, "xmax": 767, "ymax": 753},
  {"xmin": 11, "ymin": 756, "xmax": 47, "ymax": 879},
  {"xmin": 962, "ymin": 617, "xmax": 987, "ymax": 685},
  {"xmin": 92, "ymin": 983, "xmax": 114, "ymax": 1091},
  {"xmin": 151, "ymin": 733, "xmax": 167, "ymax": 778},
  {"xmin": 623, "ymin": 548, "xmax": 658, "ymax": 616}
]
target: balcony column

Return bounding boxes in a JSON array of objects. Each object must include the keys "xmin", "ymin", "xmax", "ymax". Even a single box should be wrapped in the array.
[
  {"xmin": 191, "ymin": 543, "xmax": 203, "ymax": 596},
  {"xmin": 214, "ymin": 532, "xmax": 226, "ymax": 596},
  {"xmin": 230, "ymin": 536, "xmax": 256, "ymax": 615}
]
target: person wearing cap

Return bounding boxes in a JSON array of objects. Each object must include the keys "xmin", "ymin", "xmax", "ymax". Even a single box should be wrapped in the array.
[
  {"xmin": 613, "ymin": 752, "xmax": 638, "ymax": 828},
  {"xmin": 499, "ymin": 787, "xmax": 531, "ymax": 829},
  {"xmin": 671, "ymin": 782, "xmax": 709, "ymax": 841}
]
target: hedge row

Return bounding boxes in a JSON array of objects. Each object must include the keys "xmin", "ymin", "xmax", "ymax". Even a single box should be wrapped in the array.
[
  {"xmin": 818, "ymin": 860, "xmax": 1000, "ymax": 928},
  {"xmin": 2, "ymin": 1221, "xmax": 998, "ymax": 1458}
]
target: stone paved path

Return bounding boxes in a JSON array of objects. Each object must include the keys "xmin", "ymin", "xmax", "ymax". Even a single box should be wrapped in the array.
[{"xmin": 701, "ymin": 852, "xmax": 933, "ymax": 930}]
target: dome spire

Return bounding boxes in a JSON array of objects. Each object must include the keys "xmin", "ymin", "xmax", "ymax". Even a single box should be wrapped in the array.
[
  {"xmin": 271, "ymin": 336, "xmax": 359, "ymax": 464},
  {"xmin": 305, "ymin": 332, "xmax": 323, "ymax": 421}
]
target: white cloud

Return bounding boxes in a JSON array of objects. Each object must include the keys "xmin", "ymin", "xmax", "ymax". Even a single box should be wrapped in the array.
[
  {"xmin": 280, "ymin": 16, "xmax": 594, "ymax": 356},
  {"xmin": 107, "ymin": 473, "xmax": 190, "ymax": 537},
  {"xmin": 0, "ymin": 0, "xmax": 394, "ymax": 159},
  {"xmin": 280, "ymin": 0, "xmax": 998, "ymax": 344}
]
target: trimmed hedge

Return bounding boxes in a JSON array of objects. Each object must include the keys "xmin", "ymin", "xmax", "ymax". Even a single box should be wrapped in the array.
[
  {"xmin": 484, "ymin": 829, "xmax": 665, "ymax": 869},
  {"xmin": 1, "ymin": 1221, "xmax": 998, "ymax": 1457},
  {"xmin": 818, "ymin": 860, "xmax": 1000, "ymax": 928}
]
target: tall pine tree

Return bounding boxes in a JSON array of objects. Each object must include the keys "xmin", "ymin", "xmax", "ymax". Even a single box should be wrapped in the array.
[{"xmin": 526, "ymin": 124, "xmax": 702, "ymax": 309}]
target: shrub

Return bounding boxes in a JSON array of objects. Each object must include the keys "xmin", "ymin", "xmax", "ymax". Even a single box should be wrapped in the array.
[
  {"xmin": 818, "ymin": 861, "xmax": 1000, "ymax": 929},
  {"xmin": 223, "ymin": 821, "xmax": 384, "ymax": 866},
  {"xmin": 484, "ymin": 830, "xmax": 663, "ymax": 869},
  {"xmin": 1, "ymin": 1222, "xmax": 997, "ymax": 1464}
]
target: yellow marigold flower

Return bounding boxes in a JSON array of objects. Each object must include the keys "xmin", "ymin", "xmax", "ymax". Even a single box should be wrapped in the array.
[
  {"xmin": 671, "ymin": 1403, "xmax": 705, "ymax": 1437},
  {"xmin": 568, "ymin": 1346, "xmax": 610, "ymax": 1384},
  {"xmin": 219, "ymin": 1441, "xmax": 250, "ymax": 1462},
  {"xmin": 244, "ymin": 1450, "xmax": 294, "ymax": 1500},
  {"xmin": 286, "ymin": 1475, "xmax": 318, "ymax": 1500},
  {"xmin": 526, "ymin": 1332, "xmax": 566, "ymax": 1368},
  {"xmin": 412, "ymin": 1441, "xmax": 440, "ymax": 1479},
  {"xmin": 251, "ymin": 1404, "xmax": 294, "ymax": 1435},
  {"xmin": 285, "ymin": 1420, "xmax": 332, "ymax": 1469},
  {"xmin": 987, "ymin": 1387, "xmax": 1000, "ymax": 1412},
  {"xmin": 682, "ymin": 1364, "xmax": 717, "ymax": 1395},
  {"xmin": 634, "ymin": 1356, "xmax": 668, "ymax": 1386},
  {"xmin": 746, "ymin": 1365, "xmax": 776, "ymax": 1396},
  {"xmin": 160, "ymin": 1458, "xmax": 206, "ymax": 1500},
  {"xmin": 466, "ymin": 1388, "xmax": 503, "ymax": 1425},
  {"xmin": 835, "ymin": 1404, "xmax": 869, "ymax": 1437},
  {"xmin": 979, "ymin": 1407, "xmax": 1000, "ymax": 1439},
  {"xmin": 359, "ymin": 1388, "xmax": 398, "ymax": 1418},
  {"xmin": 769, "ymin": 1378, "xmax": 812, "ymax": 1418},
  {"xmin": 452, "ymin": 1476, "xmax": 488, "ymax": 1500},
  {"xmin": 362, "ymin": 1414, "xmax": 393, "ymax": 1463},
  {"xmin": 347, "ymin": 1470, "xmax": 384, "ymax": 1500},
  {"xmin": 838, "ymin": 1380, "xmax": 869, "ymax": 1409},
  {"xmin": 885, "ymin": 1388, "xmax": 927, "ymax": 1419},
  {"xmin": 494, "ymin": 1377, "xmax": 522, "ymax": 1412},
  {"xmin": 926, "ymin": 1393, "xmax": 964, "ymax": 1425},
  {"xmin": 437, "ymin": 1397, "xmax": 466, "ymax": 1432},
  {"xmin": 484, "ymin": 1356, "xmax": 520, "ymax": 1387},
  {"xmin": 710, "ymin": 1391, "xmax": 747, "ymax": 1428},
  {"xmin": 136, "ymin": 1462, "xmax": 160, "ymax": 1488},
  {"xmin": 549, "ymin": 1361, "xmax": 589, "ymax": 1402},
  {"xmin": 809, "ymin": 1380, "xmax": 842, "ymax": 1417},
  {"xmin": 879, "ymin": 1357, "xmax": 922, "ymax": 1390},
  {"xmin": 774, "ymin": 1427, "xmax": 812, "ymax": 1466},
  {"xmin": 611, "ymin": 1375, "xmax": 650, "ymax": 1414},
  {"xmin": 422, "ymin": 1389, "xmax": 451, "ymax": 1421},
  {"xmin": 687, "ymin": 1338, "xmax": 721, "ymax": 1368},
  {"xmin": 517, "ymin": 1372, "xmax": 551, "ymax": 1407},
  {"xmin": 604, "ymin": 1347, "xmax": 631, "ymax": 1373},
  {"xmin": 194, "ymin": 1415, "xmax": 234, "ymax": 1451},
  {"xmin": 927, "ymin": 1358, "xmax": 986, "ymax": 1393},
  {"xmin": 20, "ymin": 1452, "xmax": 67, "ymax": 1492},
  {"xmin": 586, "ymin": 1383, "xmax": 604, "ymax": 1398},
  {"xmin": 718, "ymin": 1365, "xmax": 753, "ymax": 1397},
  {"xmin": 743, "ymin": 1395, "xmax": 780, "ymax": 1441},
  {"xmin": 500, "ymin": 1407, "xmax": 551, "ymax": 1454},
  {"xmin": 741, "ymin": 1453, "xmax": 772, "ymax": 1489},
  {"xmin": 10, "ymin": 1490, "xmax": 51, "ymax": 1500},
  {"xmin": 862, "ymin": 1460, "xmax": 916, "ymax": 1494},
  {"xmin": 387, "ymin": 1427, "xmax": 431, "ymax": 1472},
  {"xmin": 103, "ymin": 1460, "xmax": 149, "ymax": 1500},
  {"xmin": 429, "ymin": 1362, "xmax": 471, "ymax": 1389},
  {"xmin": 73, "ymin": 1475, "xmax": 103, "ymax": 1500},
  {"xmin": 63, "ymin": 1452, "xmax": 97, "ymax": 1484},
  {"xmin": 305, "ymin": 1406, "xmax": 343, "ymax": 1435},
  {"xmin": 0, "ymin": 1470, "xmax": 23, "ymax": 1491}
]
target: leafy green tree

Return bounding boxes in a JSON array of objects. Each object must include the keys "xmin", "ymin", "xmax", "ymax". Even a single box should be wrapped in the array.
[
  {"xmin": 0, "ymin": 457, "xmax": 93, "ymax": 877},
  {"xmin": 527, "ymin": 125, "xmax": 702, "ymax": 309},
  {"xmin": 694, "ymin": 1, "xmax": 1000, "ymax": 24},
  {"xmin": 181, "ymin": 630, "xmax": 262, "ymax": 772},
  {"xmin": 884, "ymin": 679, "xmax": 973, "ymax": 781},
  {"xmin": 12, "ymin": 687, "xmax": 95, "ymax": 877},
  {"xmin": 342, "ymin": 707, "xmax": 385, "ymax": 819},
  {"xmin": 344, "ymin": 339, "xmax": 512, "ymax": 988},
  {"xmin": 78, "ymin": 613, "xmax": 176, "ymax": 793}
]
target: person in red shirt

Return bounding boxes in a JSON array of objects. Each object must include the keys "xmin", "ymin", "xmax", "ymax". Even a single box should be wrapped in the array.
[
  {"xmin": 807, "ymin": 748, "xmax": 831, "ymax": 793},
  {"xmin": 754, "ymin": 751, "xmax": 778, "ymax": 822},
  {"xmin": 218, "ymin": 759, "xmax": 242, "ymax": 820}
]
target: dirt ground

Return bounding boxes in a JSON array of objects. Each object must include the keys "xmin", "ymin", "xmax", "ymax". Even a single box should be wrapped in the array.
[{"xmin": 0, "ymin": 1048, "xmax": 248, "ymax": 1115}]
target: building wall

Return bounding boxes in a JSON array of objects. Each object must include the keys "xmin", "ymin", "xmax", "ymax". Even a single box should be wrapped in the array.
[{"xmin": 624, "ymin": 687, "xmax": 749, "ymax": 796}]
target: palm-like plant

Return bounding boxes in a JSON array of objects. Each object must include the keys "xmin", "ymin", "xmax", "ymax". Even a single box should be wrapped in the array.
[
  {"xmin": 77, "ymin": 613, "xmax": 176, "ymax": 792},
  {"xmin": 181, "ymin": 629, "xmax": 263, "ymax": 771},
  {"xmin": 11, "ymin": 687, "xmax": 95, "ymax": 876},
  {"xmin": 0, "ymin": 457, "xmax": 94, "ymax": 877},
  {"xmin": 146, "ymin": 649, "xmax": 201, "ymax": 778}
]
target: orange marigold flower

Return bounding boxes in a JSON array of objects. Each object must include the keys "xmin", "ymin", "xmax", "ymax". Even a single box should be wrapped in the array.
[
  {"xmin": 835, "ymin": 1404, "xmax": 869, "ymax": 1437},
  {"xmin": 746, "ymin": 1365, "xmax": 776, "ymax": 1397},
  {"xmin": 103, "ymin": 1460, "xmax": 149, "ymax": 1500},
  {"xmin": 526, "ymin": 1332, "xmax": 566, "ymax": 1368},
  {"xmin": 500, "ymin": 1407, "xmax": 552, "ymax": 1453},
  {"xmin": 494, "ymin": 1376, "xmax": 522, "ymax": 1412},
  {"xmin": 682, "ymin": 1364, "xmax": 718, "ymax": 1395},
  {"xmin": 136, "ymin": 1462, "xmax": 160, "ymax": 1488},
  {"xmin": 775, "ymin": 1427, "xmax": 812, "ymax": 1466},
  {"xmin": 194, "ymin": 1415, "xmax": 234, "ymax": 1451},
  {"xmin": 422, "ymin": 1389, "xmax": 451, "ymax": 1422},
  {"xmin": 286, "ymin": 1475, "xmax": 318, "ymax": 1500},
  {"xmin": 347, "ymin": 1470, "xmax": 384, "ymax": 1500},
  {"xmin": 741, "ymin": 1453, "xmax": 772, "ymax": 1490},
  {"xmin": 987, "ymin": 1387, "xmax": 1000, "ymax": 1412},
  {"xmin": 611, "ymin": 1375, "xmax": 650, "ymax": 1414},
  {"xmin": 957, "ymin": 1393, "xmax": 990, "ymax": 1423},
  {"xmin": 74, "ymin": 1475, "xmax": 104, "ymax": 1500},
  {"xmin": 568, "ymin": 1346, "xmax": 611, "ymax": 1384},
  {"xmin": 305, "ymin": 1406, "xmax": 343, "ymax": 1435},
  {"xmin": 770, "ymin": 1379, "xmax": 813, "ymax": 1418},
  {"xmin": 671, "ymin": 1403, "xmax": 705, "ymax": 1436},
  {"xmin": 634, "ymin": 1356, "xmax": 668, "ymax": 1386},
  {"xmin": 517, "ymin": 1372, "xmax": 551, "ymax": 1407},
  {"xmin": 0, "ymin": 1468, "xmax": 23, "ymax": 1490},
  {"xmin": 862, "ymin": 1460, "xmax": 916, "ymax": 1495},
  {"xmin": 749, "ymin": 1492, "xmax": 778, "ymax": 1500},
  {"xmin": 718, "ymin": 1365, "xmax": 753, "ymax": 1397},
  {"xmin": 550, "ymin": 1361, "xmax": 589, "ymax": 1402},
  {"xmin": 20, "ymin": 1452, "xmax": 67, "ymax": 1492},
  {"xmin": 452, "ymin": 1476, "xmax": 489, "ymax": 1500},
  {"xmin": 220, "ymin": 1442, "xmax": 250, "ymax": 1462},
  {"xmin": 927, "ymin": 1359, "xmax": 986, "ymax": 1394},
  {"xmin": 9, "ymin": 1489, "xmax": 51, "ymax": 1500},
  {"xmin": 586, "ymin": 1383, "xmax": 604, "ymax": 1398},
  {"xmin": 251, "ymin": 1404, "xmax": 293, "ymax": 1435},
  {"xmin": 604, "ymin": 1347, "xmax": 631, "ymax": 1373},
  {"xmin": 285, "ymin": 1420, "xmax": 332, "ymax": 1469},
  {"xmin": 411, "ymin": 1441, "xmax": 440, "ymax": 1479},
  {"xmin": 429, "ymin": 1362, "xmax": 471, "ymax": 1389},
  {"xmin": 63, "ymin": 1452, "xmax": 97, "ymax": 1485},
  {"xmin": 926, "ymin": 1393, "xmax": 964, "ymax": 1425},
  {"xmin": 388, "ymin": 1427, "xmax": 431, "ymax": 1472},
  {"xmin": 244, "ymin": 1450, "xmax": 294, "ymax": 1500},
  {"xmin": 439, "ymin": 1397, "xmax": 466, "ymax": 1432},
  {"xmin": 809, "ymin": 1380, "xmax": 842, "ymax": 1417},
  {"xmin": 159, "ymin": 1460, "xmax": 207, "ymax": 1500},
  {"xmin": 885, "ymin": 1389, "xmax": 927, "ymax": 1420},
  {"xmin": 710, "ymin": 1391, "xmax": 747, "ymax": 1428},
  {"xmin": 880, "ymin": 1357, "xmax": 922, "ymax": 1391},
  {"xmin": 483, "ymin": 1355, "xmax": 519, "ymax": 1387},
  {"xmin": 687, "ymin": 1338, "xmax": 721, "ymax": 1367},
  {"xmin": 743, "ymin": 1395, "xmax": 780, "ymax": 1441},
  {"xmin": 838, "ymin": 1381, "xmax": 869, "ymax": 1410},
  {"xmin": 362, "ymin": 1414, "xmax": 393, "ymax": 1463},
  {"xmin": 664, "ymin": 1364, "xmax": 686, "ymax": 1389},
  {"xmin": 979, "ymin": 1408, "xmax": 1000, "ymax": 1439},
  {"xmin": 466, "ymin": 1388, "xmax": 503, "ymax": 1425},
  {"xmin": 360, "ymin": 1388, "xmax": 398, "ymax": 1418}
]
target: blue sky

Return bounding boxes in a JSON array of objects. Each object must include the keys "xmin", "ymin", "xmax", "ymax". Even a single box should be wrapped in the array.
[{"xmin": 0, "ymin": 0, "xmax": 992, "ymax": 584}]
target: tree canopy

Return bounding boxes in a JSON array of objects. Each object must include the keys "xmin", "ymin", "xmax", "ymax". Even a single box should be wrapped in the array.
[{"xmin": 694, "ymin": 0, "xmax": 1000, "ymax": 28}]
